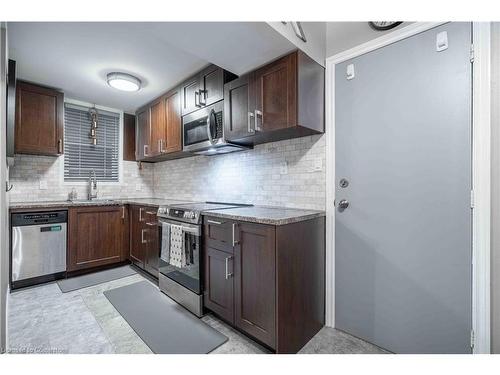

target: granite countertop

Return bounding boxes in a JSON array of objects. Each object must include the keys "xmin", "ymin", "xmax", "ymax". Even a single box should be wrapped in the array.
[
  {"xmin": 9, "ymin": 197, "xmax": 193, "ymax": 210},
  {"xmin": 203, "ymin": 206, "xmax": 325, "ymax": 226}
]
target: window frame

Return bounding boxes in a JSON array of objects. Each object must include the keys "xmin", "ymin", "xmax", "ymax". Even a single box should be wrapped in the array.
[{"xmin": 61, "ymin": 98, "xmax": 123, "ymax": 186}]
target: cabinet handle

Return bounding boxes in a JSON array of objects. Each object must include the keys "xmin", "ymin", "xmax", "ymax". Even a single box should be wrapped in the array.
[
  {"xmin": 145, "ymin": 222, "xmax": 156, "ymax": 226},
  {"xmin": 207, "ymin": 219, "xmax": 223, "ymax": 225},
  {"xmin": 158, "ymin": 139, "xmax": 162, "ymax": 153},
  {"xmin": 58, "ymin": 139, "xmax": 63, "ymax": 154},
  {"xmin": 254, "ymin": 110, "xmax": 263, "ymax": 131},
  {"xmin": 160, "ymin": 139, "xmax": 166, "ymax": 153},
  {"xmin": 141, "ymin": 229, "xmax": 147, "ymax": 244},
  {"xmin": 232, "ymin": 223, "xmax": 239, "ymax": 246},
  {"xmin": 195, "ymin": 91, "xmax": 201, "ymax": 107},
  {"xmin": 144, "ymin": 145, "xmax": 149, "ymax": 157},
  {"xmin": 139, "ymin": 208, "xmax": 144, "ymax": 222},
  {"xmin": 225, "ymin": 256, "xmax": 233, "ymax": 280},
  {"xmin": 199, "ymin": 89, "xmax": 206, "ymax": 106},
  {"xmin": 247, "ymin": 112, "xmax": 255, "ymax": 133},
  {"xmin": 122, "ymin": 206, "xmax": 125, "ymax": 219}
]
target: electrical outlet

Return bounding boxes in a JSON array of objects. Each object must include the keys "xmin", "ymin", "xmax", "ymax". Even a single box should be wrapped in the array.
[
  {"xmin": 312, "ymin": 159, "xmax": 323, "ymax": 172},
  {"xmin": 280, "ymin": 161, "xmax": 288, "ymax": 175},
  {"xmin": 135, "ymin": 183, "xmax": 142, "ymax": 191},
  {"xmin": 39, "ymin": 180, "xmax": 48, "ymax": 190}
]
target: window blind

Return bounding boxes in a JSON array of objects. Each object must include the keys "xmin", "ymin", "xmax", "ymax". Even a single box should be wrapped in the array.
[{"xmin": 64, "ymin": 103, "xmax": 120, "ymax": 182}]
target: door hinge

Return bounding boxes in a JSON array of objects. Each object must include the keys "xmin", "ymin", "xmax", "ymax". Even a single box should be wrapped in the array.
[
  {"xmin": 470, "ymin": 329, "xmax": 475, "ymax": 350},
  {"xmin": 470, "ymin": 190, "xmax": 475, "ymax": 209},
  {"xmin": 470, "ymin": 44, "xmax": 475, "ymax": 63}
]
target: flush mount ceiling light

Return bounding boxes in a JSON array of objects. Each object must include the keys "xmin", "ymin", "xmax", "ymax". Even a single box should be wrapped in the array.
[{"xmin": 106, "ymin": 72, "xmax": 141, "ymax": 92}]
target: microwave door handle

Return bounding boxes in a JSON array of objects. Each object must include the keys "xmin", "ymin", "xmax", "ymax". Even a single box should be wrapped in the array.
[{"xmin": 206, "ymin": 110, "xmax": 215, "ymax": 145}]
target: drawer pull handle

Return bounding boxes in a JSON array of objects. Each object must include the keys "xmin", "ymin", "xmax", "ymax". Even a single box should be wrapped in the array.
[
  {"xmin": 225, "ymin": 256, "xmax": 233, "ymax": 280},
  {"xmin": 232, "ymin": 223, "xmax": 239, "ymax": 246},
  {"xmin": 207, "ymin": 219, "xmax": 223, "ymax": 225}
]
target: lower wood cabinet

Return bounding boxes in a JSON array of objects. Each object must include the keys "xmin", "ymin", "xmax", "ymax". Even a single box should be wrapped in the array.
[
  {"xmin": 68, "ymin": 205, "xmax": 128, "ymax": 272},
  {"xmin": 203, "ymin": 216, "xmax": 325, "ymax": 353},
  {"xmin": 129, "ymin": 205, "xmax": 159, "ymax": 277}
]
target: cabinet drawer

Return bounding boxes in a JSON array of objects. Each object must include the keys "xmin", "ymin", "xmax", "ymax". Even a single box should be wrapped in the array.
[{"xmin": 203, "ymin": 216, "xmax": 235, "ymax": 254}]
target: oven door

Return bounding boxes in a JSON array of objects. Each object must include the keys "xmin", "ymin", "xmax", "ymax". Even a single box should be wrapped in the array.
[{"xmin": 158, "ymin": 218, "xmax": 202, "ymax": 294}]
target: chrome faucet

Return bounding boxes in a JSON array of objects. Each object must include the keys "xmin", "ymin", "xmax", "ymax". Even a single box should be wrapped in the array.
[{"xmin": 88, "ymin": 170, "xmax": 98, "ymax": 200}]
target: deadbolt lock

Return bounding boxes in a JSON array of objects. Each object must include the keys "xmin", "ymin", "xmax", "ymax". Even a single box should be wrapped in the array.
[{"xmin": 339, "ymin": 178, "xmax": 349, "ymax": 188}]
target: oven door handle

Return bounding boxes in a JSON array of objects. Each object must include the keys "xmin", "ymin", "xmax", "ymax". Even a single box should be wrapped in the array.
[{"xmin": 158, "ymin": 218, "xmax": 201, "ymax": 236}]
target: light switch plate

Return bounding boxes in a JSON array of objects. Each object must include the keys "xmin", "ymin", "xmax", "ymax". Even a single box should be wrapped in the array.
[
  {"xmin": 346, "ymin": 64, "xmax": 355, "ymax": 80},
  {"xmin": 39, "ymin": 180, "xmax": 48, "ymax": 190},
  {"xmin": 135, "ymin": 183, "xmax": 142, "ymax": 191},
  {"xmin": 436, "ymin": 31, "xmax": 448, "ymax": 52}
]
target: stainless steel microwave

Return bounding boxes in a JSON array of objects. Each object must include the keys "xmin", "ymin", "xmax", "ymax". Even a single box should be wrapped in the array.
[{"xmin": 182, "ymin": 101, "xmax": 250, "ymax": 155}]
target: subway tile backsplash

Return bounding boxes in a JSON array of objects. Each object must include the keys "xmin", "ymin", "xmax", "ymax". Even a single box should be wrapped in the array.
[{"xmin": 8, "ymin": 134, "xmax": 326, "ymax": 210}]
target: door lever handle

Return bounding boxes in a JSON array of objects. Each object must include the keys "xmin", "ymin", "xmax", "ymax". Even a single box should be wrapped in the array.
[{"xmin": 337, "ymin": 199, "xmax": 349, "ymax": 212}]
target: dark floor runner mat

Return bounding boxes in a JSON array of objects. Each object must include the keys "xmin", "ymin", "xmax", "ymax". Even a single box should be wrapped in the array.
[
  {"xmin": 104, "ymin": 281, "xmax": 227, "ymax": 354},
  {"xmin": 57, "ymin": 266, "xmax": 136, "ymax": 293}
]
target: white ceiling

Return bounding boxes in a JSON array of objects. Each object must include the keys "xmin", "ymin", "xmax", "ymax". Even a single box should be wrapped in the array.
[{"xmin": 8, "ymin": 22, "xmax": 297, "ymax": 113}]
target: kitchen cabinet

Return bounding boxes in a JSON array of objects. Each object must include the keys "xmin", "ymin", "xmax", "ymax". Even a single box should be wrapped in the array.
[
  {"xmin": 15, "ymin": 80, "xmax": 64, "ymax": 156},
  {"xmin": 149, "ymin": 97, "xmax": 165, "ymax": 157},
  {"xmin": 203, "ymin": 215, "xmax": 325, "ymax": 353},
  {"xmin": 68, "ymin": 205, "xmax": 128, "ymax": 272},
  {"xmin": 123, "ymin": 113, "xmax": 136, "ymax": 161},
  {"xmin": 180, "ymin": 64, "xmax": 237, "ymax": 116},
  {"xmin": 135, "ymin": 87, "xmax": 184, "ymax": 161},
  {"xmin": 164, "ymin": 90, "xmax": 182, "ymax": 153},
  {"xmin": 136, "ymin": 107, "xmax": 150, "ymax": 161},
  {"xmin": 224, "ymin": 50, "xmax": 324, "ymax": 145},
  {"xmin": 204, "ymin": 246, "xmax": 234, "ymax": 323},
  {"xmin": 129, "ymin": 205, "xmax": 159, "ymax": 277},
  {"xmin": 234, "ymin": 221, "xmax": 276, "ymax": 348}
]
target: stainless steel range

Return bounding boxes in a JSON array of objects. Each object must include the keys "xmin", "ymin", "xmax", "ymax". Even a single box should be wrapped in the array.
[{"xmin": 157, "ymin": 202, "xmax": 250, "ymax": 316}]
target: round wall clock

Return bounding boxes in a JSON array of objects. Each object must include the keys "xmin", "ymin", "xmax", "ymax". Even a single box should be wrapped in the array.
[{"xmin": 369, "ymin": 21, "xmax": 403, "ymax": 31}]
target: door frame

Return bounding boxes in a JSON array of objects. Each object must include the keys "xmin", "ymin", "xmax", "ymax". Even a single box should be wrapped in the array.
[{"xmin": 324, "ymin": 22, "xmax": 491, "ymax": 353}]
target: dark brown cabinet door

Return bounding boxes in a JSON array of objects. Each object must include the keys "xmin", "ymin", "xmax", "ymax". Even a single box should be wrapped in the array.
[
  {"xmin": 164, "ymin": 90, "xmax": 182, "ymax": 153},
  {"xmin": 204, "ymin": 246, "xmax": 234, "ymax": 323},
  {"xmin": 200, "ymin": 65, "xmax": 224, "ymax": 107},
  {"xmin": 180, "ymin": 76, "xmax": 201, "ymax": 116},
  {"xmin": 123, "ymin": 113, "xmax": 136, "ymax": 161},
  {"xmin": 136, "ymin": 108, "xmax": 150, "ymax": 160},
  {"xmin": 68, "ymin": 206, "xmax": 123, "ymax": 272},
  {"xmin": 129, "ymin": 205, "xmax": 146, "ymax": 265},
  {"xmin": 144, "ymin": 208, "xmax": 159, "ymax": 276},
  {"xmin": 149, "ymin": 98, "xmax": 165, "ymax": 157},
  {"xmin": 253, "ymin": 52, "xmax": 297, "ymax": 132},
  {"xmin": 224, "ymin": 74, "xmax": 256, "ymax": 142},
  {"xmin": 15, "ymin": 81, "xmax": 64, "ymax": 156},
  {"xmin": 234, "ymin": 222, "xmax": 276, "ymax": 348}
]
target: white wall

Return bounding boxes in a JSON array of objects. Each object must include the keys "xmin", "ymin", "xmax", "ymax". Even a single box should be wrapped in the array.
[
  {"xmin": 326, "ymin": 22, "xmax": 413, "ymax": 57},
  {"xmin": 0, "ymin": 23, "xmax": 9, "ymax": 353}
]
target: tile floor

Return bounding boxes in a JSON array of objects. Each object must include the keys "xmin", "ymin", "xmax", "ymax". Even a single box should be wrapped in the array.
[{"xmin": 7, "ymin": 273, "xmax": 386, "ymax": 354}]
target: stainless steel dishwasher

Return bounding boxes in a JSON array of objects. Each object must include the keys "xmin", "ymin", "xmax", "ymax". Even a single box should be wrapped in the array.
[{"xmin": 11, "ymin": 210, "xmax": 67, "ymax": 289}]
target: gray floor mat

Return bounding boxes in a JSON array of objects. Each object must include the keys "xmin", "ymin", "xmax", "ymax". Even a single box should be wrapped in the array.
[
  {"xmin": 103, "ymin": 281, "xmax": 228, "ymax": 354},
  {"xmin": 58, "ymin": 266, "xmax": 136, "ymax": 293}
]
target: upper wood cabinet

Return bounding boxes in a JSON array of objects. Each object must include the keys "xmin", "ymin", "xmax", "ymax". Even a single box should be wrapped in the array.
[
  {"xmin": 15, "ymin": 81, "xmax": 64, "ymax": 156},
  {"xmin": 136, "ymin": 107, "xmax": 150, "ymax": 160},
  {"xmin": 224, "ymin": 50, "xmax": 324, "ymax": 145},
  {"xmin": 149, "ymin": 97, "xmax": 165, "ymax": 157},
  {"xmin": 67, "ymin": 205, "xmax": 127, "ymax": 272},
  {"xmin": 136, "ymin": 87, "xmax": 183, "ymax": 162},
  {"xmin": 123, "ymin": 113, "xmax": 136, "ymax": 161},
  {"xmin": 180, "ymin": 65, "xmax": 237, "ymax": 116},
  {"xmin": 164, "ymin": 90, "xmax": 182, "ymax": 153}
]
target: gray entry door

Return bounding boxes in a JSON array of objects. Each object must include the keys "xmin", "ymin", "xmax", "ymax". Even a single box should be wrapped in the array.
[{"xmin": 335, "ymin": 23, "xmax": 472, "ymax": 354}]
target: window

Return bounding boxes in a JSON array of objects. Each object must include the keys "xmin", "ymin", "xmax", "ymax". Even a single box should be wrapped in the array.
[{"xmin": 64, "ymin": 103, "xmax": 120, "ymax": 182}]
